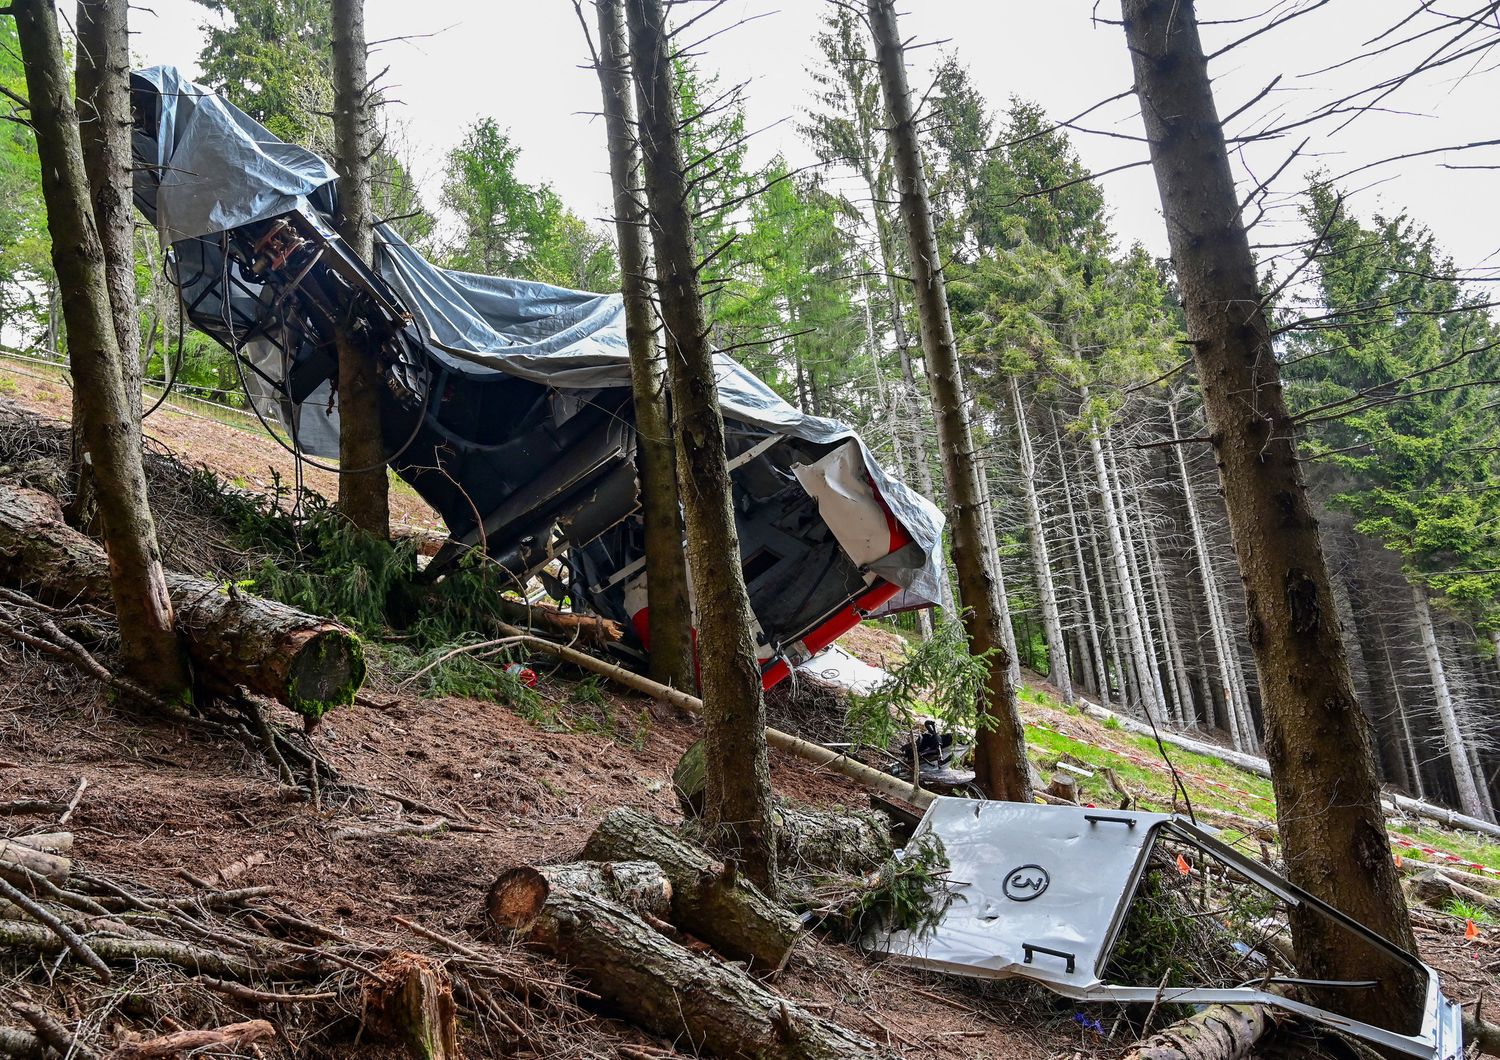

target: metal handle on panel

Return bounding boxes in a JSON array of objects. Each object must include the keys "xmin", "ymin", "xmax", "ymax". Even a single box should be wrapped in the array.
[{"xmin": 1022, "ymin": 943, "xmax": 1076, "ymax": 974}]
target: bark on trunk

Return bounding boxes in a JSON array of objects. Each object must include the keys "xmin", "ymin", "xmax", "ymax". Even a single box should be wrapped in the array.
[
  {"xmin": 73, "ymin": 0, "xmax": 140, "ymax": 527},
  {"xmin": 14, "ymin": 0, "xmax": 191, "ymax": 705},
  {"xmin": 1121, "ymin": 1000, "xmax": 1275, "ymax": 1060},
  {"xmin": 1412, "ymin": 582, "xmax": 1486, "ymax": 819},
  {"xmin": 509, "ymin": 888, "xmax": 889, "ymax": 1059},
  {"xmin": 331, "ymin": 0, "xmax": 389, "ymax": 538},
  {"xmin": 1123, "ymin": 0, "xmax": 1424, "ymax": 1029},
  {"xmin": 591, "ymin": 0, "xmax": 694, "ymax": 693},
  {"xmin": 869, "ymin": 0, "xmax": 1029, "ymax": 802},
  {"xmin": 0, "ymin": 486, "xmax": 364, "ymax": 716},
  {"xmin": 1011, "ymin": 377, "xmax": 1071, "ymax": 702},
  {"xmin": 581, "ymin": 807, "xmax": 799, "ymax": 972},
  {"xmin": 975, "ymin": 451, "xmax": 1022, "ymax": 687},
  {"xmin": 626, "ymin": 0, "xmax": 777, "ymax": 889}
]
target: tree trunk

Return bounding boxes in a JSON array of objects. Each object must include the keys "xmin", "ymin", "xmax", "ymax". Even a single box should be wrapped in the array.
[
  {"xmin": 625, "ymin": 0, "xmax": 777, "ymax": 890},
  {"xmin": 581, "ymin": 807, "xmax": 799, "ymax": 972},
  {"xmin": 1172, "ymin": 397, "xmax": 1248, "ymax": 748},
  {"xmin": 869, "ymin": 0, "xmax": 1029, "ymax": 802},
  {"xmin": 1122, "ymin": 0, "xmax": 1423, "ymax": 1029},
  {"xmin": 1411, "ymin": 582, "xmax": 1484, "ymax": 818},
  {"xmin": 14, "ymin": 0, "xmax": 191, "ymax": 706},
  {"xmin": 1010, "ymin": 377, "xmax": 1071, "ymax": 702},
  {"xmin": 1088, "ymin": 420, "xmax": 1158, "ymax": 719},
  {"xmin": 975, "ymin": 451, "xmax": 1022, "ymax": 687},
  {"xmin": 1110, "ymin": 442, "xmax": 1174, "ymax": 724},
  {"xmin": 1053, "ymin": 413, "xmax": 1112, "ymax": 707},
  {"xmin": 591, "ymin": 0, "xmax": 694, "ymax": 693},
  {"xmin": 74, "ymin": 0, "xmax": 140, "ymax": 528},
  {"xmin": 502, "ymin": 887, "xmax": 889, "ymax": 1059},
  {"xmin": 1136, "ymin": 491, "xmax": 1193, "ymax": 728},
  {"xmin": 0, "ymin": 486, "xmax": 364, "ymax": 717},
  {"xmin": 330, "ymin": 0, "xmax": 389, "ymax": 538}
]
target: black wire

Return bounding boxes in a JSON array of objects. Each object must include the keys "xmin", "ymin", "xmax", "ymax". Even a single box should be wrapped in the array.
[{"xmin": 213, "ymin": 232, "xmax": 432, "ymax": 477}]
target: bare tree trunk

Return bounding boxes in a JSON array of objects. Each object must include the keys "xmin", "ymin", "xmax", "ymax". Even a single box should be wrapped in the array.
[
  {"xmin": 1053, "ymin": 411, "xmax": 1112, "ymax": 708},
  {"xmin": 1412, "ymin": 583, "xmax": 1485, "ymax": 818},
  {"xmin": 1172, "ymin": 399, "xmax": 1247, "ymax": 748},
  {"xmin": 1088, "ymin": 421, "xmax": 1159, "ymax": 719},
  {"xmin": 331, "ymin": 0, "xmax": 389, "ymax": 538},
  {"xmin": 15, "ymin": 0, "xmax": 191, "ymax": 705},
  {"xmin": 1379, "ymin": 618, "xmax": 1426, "ymax": 800},
  {"xmin": 1123, "ymin": 0, "xmax": 1423, "ymax": 1028},
  {"xmin": 591, "ymin": 0, "xmax": 694, "ymax": 693},
  {"xmin": 1010, "ymin": 377, "xmax": 1071, "ymax": 703},
  {"xmin": 1111, "ymin": 446, "xmax": 1172, "ymax": 723},
  {"xmin": 869, "ymin": 0, "xmax": 1029, "ymax": 802},
  {"xmin": 1137, "ymin": 492, "xmax": 1193, "ymax": 728},
  {"xmin": 975, "ymin": 451, "xmax": 1022, "ymax": 687},
  {"xmin": 1090, "ymin": 507, "xmax": 1131, "ymax": 709},
  {"xmin": 625, "ymin": 0, "xmax": 777, "ymax": 889},
  {"xmin": 74, "ymin": 0, "xmax": 140, "ymax": 529}
]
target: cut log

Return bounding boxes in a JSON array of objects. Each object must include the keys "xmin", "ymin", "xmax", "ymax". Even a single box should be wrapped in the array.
[
  {"xmin": 487, "ymin": 861, "xmax": 671, "ymax": 929},
  {"xmin": 581, "ymin": 807, "xmax": 801, "ymax": 972},
  {"xmin": 1404, "ymin": 867, "xmax": 1500, "ymax": 918},
  {"xmin": 103, "ymin": 1020, "xmax": 275, "ymax": 1059},
  {"xmin": 520, "ymin": 887, "xmax": 891, "ymax": 1059},
  {"xmin": 362, "ymin": 953, "xmax": 457, "ymax": 1060},
  {"xmin": 1122, "ymin": 1000, "xmax": 1276, "ymax": 1060},
  {"xmin": 0, "ymin": 838, "xmax": 70, "ymax": 883},
  {"xmin": 9, "ymin": 832, "xmax": 71, "ymax": 855},
  {"xmin": 0, "ymin": 486, "xmax": 364, "ymax": 718}
]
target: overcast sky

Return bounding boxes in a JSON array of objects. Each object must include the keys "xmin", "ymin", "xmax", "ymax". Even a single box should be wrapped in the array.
[{"xmin": 129, "ymin": 1, "xmax": 1500, "ymax": 280}]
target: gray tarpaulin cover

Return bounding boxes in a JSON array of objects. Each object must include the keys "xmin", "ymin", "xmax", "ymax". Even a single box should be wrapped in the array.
[{"xmin": 133, "ymin": 66, "xmax": 948, "ymax": 608}]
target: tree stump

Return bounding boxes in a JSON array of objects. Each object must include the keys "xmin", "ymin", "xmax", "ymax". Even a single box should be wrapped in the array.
[
  {"xmin": 581, "ymin": 807, "xmax": 801, "ymax": 972},
  {"xmin": 1047, "ymin": 773, "xmax": 1079, "ymax": 804},
  {"xmin": 362, "ymin": 952, "xmax": 458, "ymax": 1060}
]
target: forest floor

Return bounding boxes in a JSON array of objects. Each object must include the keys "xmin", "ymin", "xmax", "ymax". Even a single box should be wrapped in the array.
[{"xmin": 2, "ymin": 362, "xmax": 1499, "ymax": 1058}]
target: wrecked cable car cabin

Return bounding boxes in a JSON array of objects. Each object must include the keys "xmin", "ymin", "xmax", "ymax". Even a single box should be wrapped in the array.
[{"xmin": 128, "ymin": 67, "xmax": 947, "ymax": 688}]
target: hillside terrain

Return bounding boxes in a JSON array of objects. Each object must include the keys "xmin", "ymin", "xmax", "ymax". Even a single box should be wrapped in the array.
[{"xmin": 3, "ymin": 362, "xmax": 1499, "ymax": 1057}]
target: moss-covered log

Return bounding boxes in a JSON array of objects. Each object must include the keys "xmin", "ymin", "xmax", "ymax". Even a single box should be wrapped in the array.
[
  {"xmin": 581, "ymin": 807, "xmax": 801, "ymax": 972},
  {"xmin": 515, "ymin": 887, "xmax": 890, "ymax": 1059},
  {"xmin": 0, "ymin": 486, "xmax": 363, "ymax": 717}
]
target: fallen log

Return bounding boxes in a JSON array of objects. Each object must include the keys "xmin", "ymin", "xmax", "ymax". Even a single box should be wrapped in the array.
[
  {"xmin": 488, "ymin": 861, "xmax": 671, "ymax": 929},
  {"xmin": 103, "ymin": 1019, "xmax": 275, "ymax": 1060},
  {"xmin": 1403, "ymin": 867, "xmax": 1500, "ymax": 918},
  {"xmin": 511, "ymin": 887, "xmax": 891, "ymax": 1059},
  {"xmin": 8, "ymin": 832, "xmax": 71, "ymax": 855},
  {"xmin": 0, "ymin": 486, "xmax": 364, "ymax": 718},
  {"xmin": 0, "ymin": 838, "xmax": 70, "ymax": 883},
  {"xmin": 0, "ymin": 1025, "xmax": 42, "ymax": 1059},
  {"xmin": 1122, "ymin": 999, "xmax": 1277, "ymax": 1060},
  {"xmin": 581, "ymin": 807, "xmax": 801, "ymax": 972}
]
